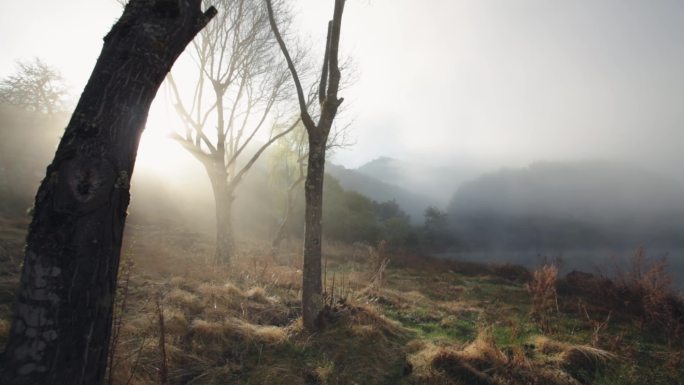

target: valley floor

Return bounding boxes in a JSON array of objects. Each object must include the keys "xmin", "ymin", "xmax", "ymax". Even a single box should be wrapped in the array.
[{"xmin": 1, "ymin": 221, "xmax": 683, "ymax": 384}]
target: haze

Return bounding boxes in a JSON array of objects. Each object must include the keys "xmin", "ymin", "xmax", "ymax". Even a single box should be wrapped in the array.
[
  {"xmin": 1, "ymin": 0, "xmax": 683, "ymax": 283},
  {"xmin": 1, "ymin": 0, "xmax": 682, "ymax": 180},
  {"xmin": 4, "ymin": 2, "xmax": 684, "ymax": 382}
]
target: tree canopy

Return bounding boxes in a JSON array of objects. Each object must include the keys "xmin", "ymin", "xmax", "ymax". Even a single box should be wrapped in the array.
[{"xmin": 0, "ymin": 58, "xmax": 67, "ymax": 114}]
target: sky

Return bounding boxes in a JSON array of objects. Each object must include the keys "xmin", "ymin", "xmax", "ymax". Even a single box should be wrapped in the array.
[{"xmin": 0, "ymin": 0, "xmax": 683, "ymax": 181}]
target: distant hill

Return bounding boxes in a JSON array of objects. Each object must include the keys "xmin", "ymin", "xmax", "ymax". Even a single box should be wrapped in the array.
[
  {"xmin": 448, "ymin": 160, "xmax": 684, "ymax": 250},
  {"xmin": 356, "ymin": 157, "xmax": 476, "ymax": 205},
  {"xmin": 326, "ymin": 163, "xmax": 434, "ymax": 224}
]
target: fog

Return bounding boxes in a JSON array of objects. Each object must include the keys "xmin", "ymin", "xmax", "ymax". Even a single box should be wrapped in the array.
[
  {"xmin": 329, "ymin": 0, "xmax": 684, "ymax": 183},
  {"xmin": 2, "ymin": 1, "xmax": 683, "ymax": 180},
  {"xmin": 1, "ymin": 0, "xmax": 683, "ymax": 285}
]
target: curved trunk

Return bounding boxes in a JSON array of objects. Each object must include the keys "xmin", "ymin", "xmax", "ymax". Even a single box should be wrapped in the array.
[
  {"xmin": 0, "ymin": 2, "xmax": 216, "ymax": 384},
  {"xmin": 302, "ymin": 136, "xmax": 327, "ymax": 330}
]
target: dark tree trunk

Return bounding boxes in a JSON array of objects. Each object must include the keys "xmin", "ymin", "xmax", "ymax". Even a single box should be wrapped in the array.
[
  {"xmin": 266, "ymin": 0, "xmax": 345, "ymax": 331},
  {"xmin": 0, "ymin": 2, "xmax": 216, "ymax": 385},
  {"xmin": 301, "ymin": 137, "xmax": 327, "ymax": 328}
]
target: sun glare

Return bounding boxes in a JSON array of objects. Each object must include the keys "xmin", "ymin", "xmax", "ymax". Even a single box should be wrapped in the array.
[{"xmin": 136, "ymin": 101, "xmax": 191, "ymax": 174}]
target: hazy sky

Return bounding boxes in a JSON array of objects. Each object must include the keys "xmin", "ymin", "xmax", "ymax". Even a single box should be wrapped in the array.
[{"xmin": 1, "ymin": 0, "xmax": 682, "ymax": 179}]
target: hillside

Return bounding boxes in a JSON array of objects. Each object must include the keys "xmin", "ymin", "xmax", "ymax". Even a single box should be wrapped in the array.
[
  {"xmin": 356, "ymin": 157, "xmax": 477, "ymax": 206},
  {"xmin": 448, "ymin": 160, "xmax": 684, "ymax": 251},
  {"xmin": 1, "ymin": 222, "xmax": 683, "ymax": 384},
  {"xmin": 327, "ymin": 163, "xmax": 434, "ymax": 224}
]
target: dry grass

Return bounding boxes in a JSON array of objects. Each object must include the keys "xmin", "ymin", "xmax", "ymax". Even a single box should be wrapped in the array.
[
  {"xmin": 410, "ymin": 329, "xmax": 615, "ymax": 385},
  {"xmin": 460, "ymin": 328, "xmax": 508, "ymax": 366},
  {"xmin": 244, "ymin": 287, "xmax": 269, "ymax": 303},
  {"xmin": 191, "ymin": 318, "xmax": 287, "ymax": 345},
  {"xmin": 197, "ymin": 282, "xmax": 244, "ymax": 300},
  {"xmin": 612, "ymin": 247, "xmax": 684, "ymax": 341},
  {"xmin": 579, "ymin": 302, "xmax": 611, "ymax": 346},
  {"xmin": 161, "ymin": 307, "xmax": 189, "ymax": 336},
  {"xmin": 368, "ymin": 240, "xmax": 390, "ymax": 289},
  {"xmin": 525, "ymin": 264, "xmax": 559, "ymax": 332},
  {"xmin": 106, "ymin": 238, "xmax": 409, "ymax": 384},
  {"xmin": 533, "ymin": 335, "xmax": 615, "ymax": 360},
  {"xmin": 6, "ymin": 224, "xmax": 668, "ymax": 385},
  {"xmin": 166, "ymin": 288, "xmax": 203, "ymax": 314}
]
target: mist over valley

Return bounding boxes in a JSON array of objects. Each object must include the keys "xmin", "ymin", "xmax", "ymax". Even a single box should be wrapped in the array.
[{"xmin": 1, "ymin": 1, "xmax": 684, "ymax": 383}]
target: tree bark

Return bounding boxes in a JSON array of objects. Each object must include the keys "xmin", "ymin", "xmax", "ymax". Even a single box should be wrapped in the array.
[
  {"xmin": 0, "ymin": 2, "xmax": 216, "ymax": 385},
  {"xmin": 207, "ymin": 166, "xmax": 235, "ymax": 265},
  {"xmin": 266, "ymin": 0, "xmax": 345, "ymax": 331},
  {"xmin": 301, "ymin": 136, "xmax": 327, "ymax": 328}
]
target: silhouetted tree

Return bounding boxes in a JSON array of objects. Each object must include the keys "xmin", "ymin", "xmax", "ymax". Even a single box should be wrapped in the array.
[
  {"xmin": 266, "ymin": 0, "xmax": 346, "ymax": 330},
  {"xmin": 374, "ymin": 200, "xmax": 412, "ymax": 248},
  {"xmin": 168, "ymin": 0, "xmax": 299, "ymax": 264},
  {"xmin": 0, "ymin": 58, "xmax": 67, "ymax": 114},
  {"xmin": 0, "ymin": 2, "xmax": 216, "ymax": 384},
  {"xmin": 424, "ymin": 206, "xmax": 452, "ymax": 248}
]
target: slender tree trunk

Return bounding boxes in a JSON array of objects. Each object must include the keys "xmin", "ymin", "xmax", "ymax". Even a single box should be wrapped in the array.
[
  {"xmin": 302, "ymin": 135, "xmax": 327, "ymax": 330},
  {"xmin": 271, "ymin": 176, "xmax": 304, "ymax": 252},
  {"xmin": 215, "ymin": 190, "xmax": 235, "ymax": 266},
  {"xmin": 271, "ymin": 208, "xmax": 290, "ymax": 251},
  {"xmin": 207, "ymin": 165, "xmax": 234, "ymax": 265},
  {"xmin": 215, "ymin": 195, "xmax": 235, "ymax": 264},
  {"xmin": 0, "ymin": 2, "xmax": 216, "ymax": 385},
  {"xmin": 266, "ymin": 0, "xmax": 345, "ymax": 331}
]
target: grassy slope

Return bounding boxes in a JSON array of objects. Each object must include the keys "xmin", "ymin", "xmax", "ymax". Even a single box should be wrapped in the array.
[{"xmin": 0, "ymin": 222, "xmax": 683, "ymax": 384}]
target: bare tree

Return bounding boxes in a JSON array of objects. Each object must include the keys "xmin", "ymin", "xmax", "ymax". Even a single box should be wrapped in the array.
[
  {"xmin": 0, "ymin": 2, "xmax": 216, "ymax": 384},
  {"xmin": 0, "ymin": 58, "xmax": 67, "ymax": 115},
  {"xmin": 269, "ymin": 116, "xmax": 351, "ymax": 254},
  {"xmin": 168, "ymin": 0, "xmax": 299, "ymax": 264},
  {"xmin": 266, "ymin": 0, "xmax": 346, "ymax": 330},
  {"xmin": 269, "ymin": 122, "xmax": 307, "ymax": 251}
]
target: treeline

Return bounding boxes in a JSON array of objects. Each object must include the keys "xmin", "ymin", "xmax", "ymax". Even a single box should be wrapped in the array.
[
  {"xmin": 447, "ymin": 161, "xmax": 684, "ymax": 251},
  {"xmin": 283, "ymin": 176, "xmax": 457, "ymax": 251},
  {"xmin": 0, "ymin": 105, "xmax": 460, "ymax": 253},
  {"xmin": 8, "ymin": 107, "xmax": 682, "ymax": 255}
]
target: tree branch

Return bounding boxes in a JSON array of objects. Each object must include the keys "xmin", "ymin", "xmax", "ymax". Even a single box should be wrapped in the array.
[
  {"xmin": 319, "ymin": 21, "xmax": 332, "ymax": 104},
  {"xmin": 167, "ymin": 73, "xmax": 217, "ymax": 154},
  {"xmin": 326, "ymin": 0, "xmax": 345, "ymax": 103},
  {"xmin": 169, "ymin": 132, "xmax": 214, "ymax": 164},
  {"xmin": 229, "ymin": 117, "xmax": 301, "ymax": 190},
  {"xmin": 265, "ymin": 0, "xmax": 315, "ymax": 129}
]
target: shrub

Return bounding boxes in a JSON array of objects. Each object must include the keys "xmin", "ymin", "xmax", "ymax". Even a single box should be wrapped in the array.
[
  {"xmin": 525, "ymin": 264, "xmax": 559, "ymax": 332},
  {"xmin": 614, "ymin": 247, "xmax": 683, "ymax": 343}
]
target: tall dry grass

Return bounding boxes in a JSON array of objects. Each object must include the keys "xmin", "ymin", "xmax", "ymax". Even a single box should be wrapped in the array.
[
  {"xmin": 613, "ymin": 247, "xmax": 683, "ymax": 344},
  {"xmin": 525, "ymin": 264, "xmax": 559, "ymax": 332}
]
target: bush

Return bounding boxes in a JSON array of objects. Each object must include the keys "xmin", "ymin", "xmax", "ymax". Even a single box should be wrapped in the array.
[
  {"xmin": 525, "ymin": 264, "xmax": 558, "ymax": 332},
  {"xmin": 613, "ymin": 247, "xmax": 684, "ymax": 343}
]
